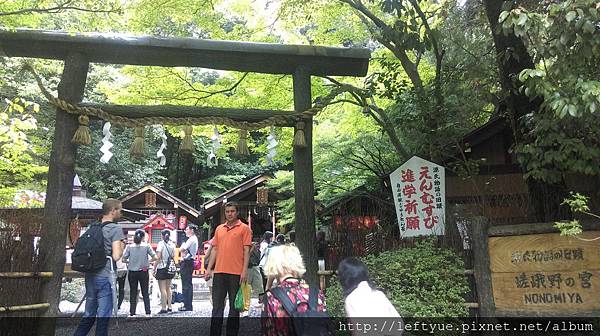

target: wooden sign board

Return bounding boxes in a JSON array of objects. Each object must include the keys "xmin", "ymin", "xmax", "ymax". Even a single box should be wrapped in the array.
[
  {"xmin": 390, "ymin": 156, "xmax": 445, "ymax": 238},
  {"xmin": 489, "ymin": 231, "xmax": 600, "ymax": 311}
]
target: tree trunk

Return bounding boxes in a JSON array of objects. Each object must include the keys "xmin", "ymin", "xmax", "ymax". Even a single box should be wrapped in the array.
[
  {"xmin": 292, "ymin": 67, "xmax": 318, "ymax": 285},
  {"xmin": 38, "ymin": 52, "xmax": 88, "ymax": 333},
  {"xmin": 484, "ymin": 0, "xmax": 537, "ymax": 132},
  {"xmin": 177, "ymin": 153, "xmax": 194, "ymax": 201},
  {"xmin": 165, "ymin": 132, "xmax": 178, "ymax": 191},
  {"xmin": 484, "ymin": 0, "xmax": 569, "ymax": 222}
]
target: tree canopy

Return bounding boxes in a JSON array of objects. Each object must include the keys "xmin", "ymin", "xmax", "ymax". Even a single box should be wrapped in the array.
[{"xmin": 1, "ymin": 0, "xmax": 598, "ymax": 228}]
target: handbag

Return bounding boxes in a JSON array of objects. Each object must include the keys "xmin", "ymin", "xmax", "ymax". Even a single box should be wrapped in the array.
[{"xmin": 193, "ymin": 258, "xmax": 202, "ymax": 271}]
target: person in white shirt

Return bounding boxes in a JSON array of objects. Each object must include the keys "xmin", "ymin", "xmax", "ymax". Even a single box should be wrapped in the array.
[
  {"xmin": 258, "ymin": 231, "xmax": 273, "ymax": 290},
  {"xmin": 338, "ymin": 257, "xmax": 402, "ymax": 322},
  {"xmin": 179, "ymin": 224, "xmax": 198, "ymax": 311},
  {"xmin": 154, "ymin": 229, "xmax": 176, "ymax": 314}
]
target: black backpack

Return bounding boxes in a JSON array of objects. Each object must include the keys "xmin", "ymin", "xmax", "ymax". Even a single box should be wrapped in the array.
[
  {"xmin": 71, "ymin": 221, "xmax": 109, "ymax": 273},
  {"xmin": 270, "ymin": 286, "xmax": 331, "ymax": 336}
]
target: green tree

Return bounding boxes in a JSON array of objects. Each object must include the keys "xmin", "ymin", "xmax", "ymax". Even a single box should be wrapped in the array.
[
  {"xmin": 499, "ymin": 0, "xmax": 600, "ymax": 183},
  {"xmin": 0, "ymin": 98, "xmax": 47, "ymax": 205}
]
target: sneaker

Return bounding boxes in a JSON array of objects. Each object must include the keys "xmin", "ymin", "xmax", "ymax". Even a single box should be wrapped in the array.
[
  {"xmin": 127, "ymin": 314, "xmax": 137, "ymax": 319},
  {"xmin": 145, "ymin": 313, "xmax": 152, "ymax": 318},
  {"xmin": 167, "ymin": 308, "xmax": 172, "ymax": 313},
  {"xmin": 157, "ymin": 310, "xmax": 168, "ymax": 315}
]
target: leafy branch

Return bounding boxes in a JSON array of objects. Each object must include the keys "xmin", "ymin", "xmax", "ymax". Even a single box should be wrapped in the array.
[
  {"xmin": 320, "ymin": 76, "xmax": 409, "ymax": 158},
  {"xmin": 0, "ymin": 0, "xmax": 123, "ymax": 16},
  {"xmin": 554, "ymin": 193, "xmax": 600, "ymax": 241}
]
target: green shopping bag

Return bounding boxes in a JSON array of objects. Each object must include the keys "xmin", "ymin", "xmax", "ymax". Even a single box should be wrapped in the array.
[
  {"xmin": 235, "ymin": 284, "xmax": 245, "ymax": 311},
  {"xmin": 234, "ymin": 282, "xmax": 251, "ymax": 312}
]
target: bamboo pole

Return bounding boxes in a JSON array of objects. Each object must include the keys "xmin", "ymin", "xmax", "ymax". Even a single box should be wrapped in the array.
[
  {"xmin": 0, "ymin": 272, "xmax": 53, "ymax": 278},
  {"xmin": 0, "ymin": 303, "xmax": 50, "ymax": 312}
]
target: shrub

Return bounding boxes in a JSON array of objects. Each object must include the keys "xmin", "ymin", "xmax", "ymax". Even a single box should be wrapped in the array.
[{"xmin": 326, "ymin": 239, "xmax": 468, "ymax": 321}]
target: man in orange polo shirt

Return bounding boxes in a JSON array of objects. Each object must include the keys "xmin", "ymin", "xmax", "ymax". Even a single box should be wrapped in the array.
[{"xmin": 205, "ymin": 201, "xmax": 252, "ymax": 336}]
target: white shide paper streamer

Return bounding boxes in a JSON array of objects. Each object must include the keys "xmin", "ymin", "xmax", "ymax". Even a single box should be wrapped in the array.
[
  {"xmin": 266, "ymin": 128, "xmax": 278, "ymax": 165},
  {"xmin": 100, "ymin": 122, "xmax": 113, "ymax": 164},
  {"xmin": 156, "ymin": 126, "xmax": 167, "ymax": 166}
]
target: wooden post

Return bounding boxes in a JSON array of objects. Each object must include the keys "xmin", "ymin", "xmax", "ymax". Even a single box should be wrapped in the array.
[
  {"xmin": 471, "ymin": 217, "xmax": 497, "ymax": 321},
  {"xmin": 292, "ymin": 67, "xmax": 318, "ymax": 285},
  {"xmin": 39, "ymin": 52, "xmax": 88, "ymax": 331}
]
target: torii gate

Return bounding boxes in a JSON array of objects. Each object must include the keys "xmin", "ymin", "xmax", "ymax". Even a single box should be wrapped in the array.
[{"xmin": 0, "ymin": 29, "xmax": 369, "ymax": 318}]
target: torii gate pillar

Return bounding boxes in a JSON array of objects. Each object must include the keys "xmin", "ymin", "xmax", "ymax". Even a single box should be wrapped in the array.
[{"xmin": 292, "ymin": 67, "xmax": 318, "ymax": 285}]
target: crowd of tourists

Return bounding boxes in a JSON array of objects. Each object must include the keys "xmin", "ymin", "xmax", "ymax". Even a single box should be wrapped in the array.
[{"xmin": 72, "ymin": 199, "xmax": 401, "ymax": 336}]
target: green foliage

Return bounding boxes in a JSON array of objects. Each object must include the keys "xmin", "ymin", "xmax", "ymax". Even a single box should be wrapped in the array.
[
  {"xmin": 266, "ymin": 171, "xmax": 295, "ymax": 228},
  {"xmin": 554, "ymin": 220, "xmax": 583, "ymax": 237},
  {"xmin": 500, "ymin": 0, "xmax": 600, "ymax": 119},
  {"xmin": 76, "ymin": 123, "xmax": 166, "ymax": 199},
  {"xmin": 0, "ymin": 97, "xmax": 47, "ymax": 205},
  {"xmin": 0, "ymin": 0, "xmax": 125, "ymax": 31},
  {"xmin": 499, "ymin": 1, "xmax": 600, "ymax": 183},
  {"xmin": 561, "ymin": 192, "xmax": 591, "ymax": 214},
  {"xmin": 278, "ymin": 0, "xmax": 370, "ymax": 46},
  {"xmin": 326, "ymin": 239, "xmax": 468, "ymax": 323},
  {"xmin": 554, "ymin": 192, "xmax": 599, "ymax": 237}
]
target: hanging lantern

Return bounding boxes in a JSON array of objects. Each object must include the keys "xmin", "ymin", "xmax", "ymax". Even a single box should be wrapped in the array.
[
  {"xmin": 334, "ymin": 215, "xmax": 343, "ymax": 229},
  {"xmin": 178, "ymin": 216, "xmax": 188, "ymax": 230},
  {"xmin": 364, "ymin": 216, "xmax": 374, "ymax": 230},
  {"xmin": 348, "ymin": 217, "xmax": 358, "ymax": 230}
]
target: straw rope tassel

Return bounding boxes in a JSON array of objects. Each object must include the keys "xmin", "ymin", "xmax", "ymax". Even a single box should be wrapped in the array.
[
  {"xmin": 180, "ymin": 125, "xmax": 194, "ymax": 155},
  {"xmin": 293, "ymin": 121, "xmax": 307, "ymax": 148},
  {"xmin": 72, "ymin": 115, "xmax": 92, "ymax": 145},
  {"xmin": 236, "ymin": 129, "xmax": 250, "ymax": 155},
  {"xmin": 129, "ymin": 126, "xmax": 145, "ymax": 158}
]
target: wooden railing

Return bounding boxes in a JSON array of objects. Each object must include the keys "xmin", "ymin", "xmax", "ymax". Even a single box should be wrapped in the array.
[{"xmin": 0, "ymin": 272, "xmax": 53, "ymax": 312}]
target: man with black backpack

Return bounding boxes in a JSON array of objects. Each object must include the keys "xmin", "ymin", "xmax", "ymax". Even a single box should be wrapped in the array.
[{"xmin": 73, "ymin": 199, "xmax": 125, "ymax": 336}]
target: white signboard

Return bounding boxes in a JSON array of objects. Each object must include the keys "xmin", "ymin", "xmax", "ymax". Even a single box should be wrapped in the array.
[{"xmin": 390, "ymin": 156, "xmax": 445, "ymax": 237}]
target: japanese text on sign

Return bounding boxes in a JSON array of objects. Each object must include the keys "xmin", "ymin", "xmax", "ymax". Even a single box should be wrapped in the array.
[
  {"xmin": 390, "ymin": 156, "xmax": 445, "ymax": 237},
  {"xmin": 489, "ymin": 232, "xmax": 600, "ymax": 311}
]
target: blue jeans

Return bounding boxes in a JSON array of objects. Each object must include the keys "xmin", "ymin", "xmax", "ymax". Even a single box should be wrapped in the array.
[{"xmin": 73, "ymin": 274, "xmax": 113, "ymax": 336}]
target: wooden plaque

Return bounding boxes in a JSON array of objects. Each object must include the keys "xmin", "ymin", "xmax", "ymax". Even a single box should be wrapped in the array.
[{"xmin": 489, "ymin": 231, "xmax": 600, "ymax": 311}]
